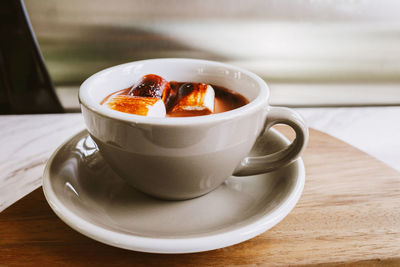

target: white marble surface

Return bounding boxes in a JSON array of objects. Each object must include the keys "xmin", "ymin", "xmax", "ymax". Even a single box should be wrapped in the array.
[
  {"xmin": 297, "ymin": 107, "xmax": 400, "ymax": 172},
  {"xmin": 1, "ymin": 107, "xmax": 399, "ymax": 212},
  {"xmin": 0, "ymin": 114, "xmax": 85, "ymax": 212}
]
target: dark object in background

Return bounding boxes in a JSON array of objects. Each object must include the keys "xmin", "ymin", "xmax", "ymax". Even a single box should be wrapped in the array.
[{"xmin": 0, "ymin": 0, "xmax": 63, "ymax": 114}]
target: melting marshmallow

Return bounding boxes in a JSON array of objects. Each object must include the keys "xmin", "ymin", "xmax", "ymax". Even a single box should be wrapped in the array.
[
  {"xmin": 169, "ymin": 83, "xmax": 215, "ymax": 116},
  {"xmin": 106, "ymin": 95, "xmax": 166, "ymax": 117},
  {"xmin": 128, "ymin": 74, "xmax": 171, "ymax": 103}
]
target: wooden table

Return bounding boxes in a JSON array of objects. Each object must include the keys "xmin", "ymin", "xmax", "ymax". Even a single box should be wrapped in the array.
[{"xmin": 0, "ymin": 115, "xmax": 399, "ymax": 266}]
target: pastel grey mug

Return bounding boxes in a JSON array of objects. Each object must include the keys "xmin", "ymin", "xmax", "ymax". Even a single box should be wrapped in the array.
[{"xmin": 79, "ymin": 58, "xmax": 308, "ymax": 200}]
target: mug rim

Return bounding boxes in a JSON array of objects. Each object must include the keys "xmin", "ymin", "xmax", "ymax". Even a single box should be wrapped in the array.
[{"xmin": 79, "ymin": 58, "xmax": 270, "ymax": 126}]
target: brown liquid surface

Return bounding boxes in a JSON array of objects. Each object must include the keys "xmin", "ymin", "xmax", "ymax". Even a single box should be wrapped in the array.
[{"xmin": 101, "ymin": 82, "xmax": 249, "ymax": 117}]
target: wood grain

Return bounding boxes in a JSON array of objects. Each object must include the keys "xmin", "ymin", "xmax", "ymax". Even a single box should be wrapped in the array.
[{"xmin": 0, "ymin": 128, "xmax": 399, "ymax": 266}]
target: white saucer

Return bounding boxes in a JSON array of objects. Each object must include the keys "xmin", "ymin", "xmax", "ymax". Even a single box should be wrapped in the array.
[{"xmin": 42, "ymin": 129, "xmax": 305, "ymax": 253}]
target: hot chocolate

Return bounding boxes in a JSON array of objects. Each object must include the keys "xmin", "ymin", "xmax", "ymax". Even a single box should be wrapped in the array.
[
  {"xmin": 101, "ymin": 74, "xmax": 248, "ymax": 117},
  {"xmin": 81, "ymin": 58, "xmax": 308, "ymax": 200}
]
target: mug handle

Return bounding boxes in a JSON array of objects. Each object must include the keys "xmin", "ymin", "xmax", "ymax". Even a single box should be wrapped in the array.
[{"xmin": 233, "ymin": 106, "xmax": 309, "ymax": 176}]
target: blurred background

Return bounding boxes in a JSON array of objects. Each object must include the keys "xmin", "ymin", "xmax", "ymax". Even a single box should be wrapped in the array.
[{"xmin": 23, "ymin": 0, "xmax": 400, "ymax": 110}]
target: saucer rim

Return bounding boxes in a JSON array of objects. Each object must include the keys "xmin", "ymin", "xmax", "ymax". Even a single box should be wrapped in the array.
[{"xmin": 42, "ymin": 129, "xmax": 305, "ymax": 254}]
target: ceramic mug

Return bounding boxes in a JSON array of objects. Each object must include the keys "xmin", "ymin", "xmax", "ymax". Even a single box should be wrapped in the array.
[{"xmin": 79, "ymin": 58, "xmax": 308, "ymax": 200}]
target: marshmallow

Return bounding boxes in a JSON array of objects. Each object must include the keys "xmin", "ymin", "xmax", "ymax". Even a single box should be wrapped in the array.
[
  {"xmin": 106, "ymin": 95, "xmax": 166, "ymax": 117},
  {"xmin": 168, "ymin": 83, "xmax": 215, "ymax": 116},
  {"xmin": 128, "ymin": 74, "xmax": 171, "ymax": 102}
]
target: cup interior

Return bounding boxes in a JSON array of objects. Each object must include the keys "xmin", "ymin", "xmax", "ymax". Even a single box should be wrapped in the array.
[{"xmin": 80, "ymin": 58, "xmax": 269, "ymax": 123}]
